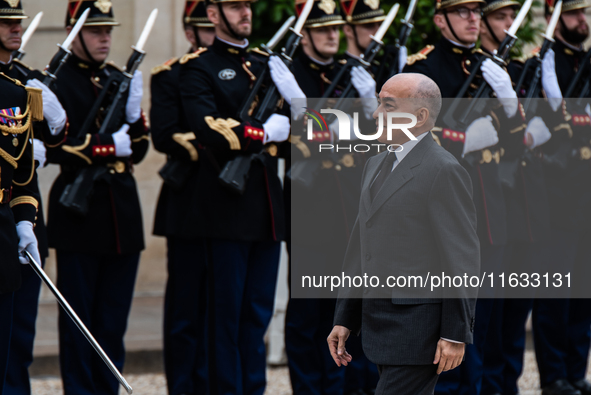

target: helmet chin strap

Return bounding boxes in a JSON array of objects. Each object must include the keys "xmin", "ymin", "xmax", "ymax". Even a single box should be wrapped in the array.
[
  {"xmin": 193, "ymin": 26, "xmax": 202, "ymax": 48},
  {"xmin": 351, "ymin": 24, "xmax": 366, "ymax": 53},
  {"xmin": 78, "ymin": 30, "xmax": 102, "ymax": 66},
  {"xmin": 218, "ymin": 3, "xmax": 244, "ymax": 41},
  {"xmin": 483, "ymin": 15, "xmax": 502, "ymax": 45},
  {"xmin": 443, "ymin": 10, "xmax": 471, "ymax": 46},
  {"xmin": 306, "ymin": 28, "xmax": 329, "ymax": 62}
]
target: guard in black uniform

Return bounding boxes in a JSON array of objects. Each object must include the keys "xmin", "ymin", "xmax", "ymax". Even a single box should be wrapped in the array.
[
  {"xmin": 0, "ymin": 2, "xmax": 68, "ymax": 393},
  {"xmin": 45, "ymin": 2, "xmax": 150, "ymax": 394},
  {"xmin": 179, "ymin": 0, "xmax": 290, "ymax": 393},
  {"xmin": 531, "ymin": 1, "xmax": 591, "ymax": 394},
  {"xmin": 403, "ymin": 0, "xmax": 527, "ymax": 393},
  {"xmin": 282, "ymin": 1, "xmax": 378, "ymax": 394},
  {"xmin": 151, "ymin": 1, "xmax": 214, "ymax": 394},
  {"xmin": 0, "ymin": 4, "xmax": 43, "ymax": 390},
  {"xmin": 476, "ymin": 1, "xmax": 555, "ymax": 394}
]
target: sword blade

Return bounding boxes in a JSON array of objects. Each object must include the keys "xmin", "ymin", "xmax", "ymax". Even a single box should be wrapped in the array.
[
  {"xmin": 62, "ymin": 8, "xmax": 91, "ymax": 50},
  {"xmin": 24, "ymin": 251, "xmax": 134, "ymax": 394},
  {"xmin": 19, "ymin": 12, "xmax": 43, "ymax": 53}
]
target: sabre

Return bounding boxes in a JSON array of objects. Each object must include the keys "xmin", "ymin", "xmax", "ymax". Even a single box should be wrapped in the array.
[
  {"xmin": 24, "ymin": 251, "xmax": 133, "ymax": 394},
  {"xmin": 41, "ymin": 8, "xmax": 90, "ymax": 86},
  {"xmin": 265, "ymin": 15, "xmax": 295, "ymax": 51},
  {"xmin": 494, "ymin": 0, "xmax": 533, "ymax": 61},
  {"xmin": 14, "ymin": 11, "xmax": 43, "ymax": 60}
]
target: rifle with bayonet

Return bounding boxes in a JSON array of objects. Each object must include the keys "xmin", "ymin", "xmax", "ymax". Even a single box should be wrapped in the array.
[
  {"xmin": 514, "ymin": 0, "xmax": 562, "ymax": 114},
  {"xmin": 59, "ymin": 9, "xmax": 158, "ymax": 216},
  {"xmin": 17, "ymin": 8, "xmax": 90, "ymax": 88},
  {"xmin": 315, "ymin": 3, "xmax": 400, "ymax": 112},
  {"xmin": 219, "ymin": 3, "xmax": 312, "ymax": 195},
  {"xmin": 12, "ymin": 11, "xmax": 42, "ymax": 61},
  {"xmin": 374, "ymin": 0, "xmax": 417, "ymax": 88},
  {"xmin": 442, "ymin": 0, "xmax": 532, "ymax": 131}
]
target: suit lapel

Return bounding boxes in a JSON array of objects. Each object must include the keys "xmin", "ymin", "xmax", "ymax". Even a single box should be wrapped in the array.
[{"xmin": 367, "ymin": 135, "xmax": 434, "ymax": 219}]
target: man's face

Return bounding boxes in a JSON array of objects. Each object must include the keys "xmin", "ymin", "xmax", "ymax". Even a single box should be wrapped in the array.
[
  {"xmin": 303, "ymin": 25, "xmax": 340, "ymax": 58},
  {"xmin": 70, "ymin": 25, "xmax": 112, "ymax": 63},
  {"xmin": 373, "ymin": 83, "xmax": 421, "ymax": 144},
  {"xmin": 0, "ymin": 19, "xmax": 23, "ymax": 52},
  {"xmin": 352, "ymin": 22, "xmax": 380, "ymax": 50},
  {"xmin": 435, "ymin": 3, "xmax": 482, "ymax": 44},
  {"xmin": 198, "ymin": 26, "xmax": 216, "ymax": 47},
  {"xmin": 481, "ymin": 7, "xmax": 515, "ymax": 43},
  {"xmin": 217, "ymin": 2, "xmax": 252, "ymax": 38},
  {"xmin": 559, "ymin": 8, "xmax": 589, "ymax": 44}
]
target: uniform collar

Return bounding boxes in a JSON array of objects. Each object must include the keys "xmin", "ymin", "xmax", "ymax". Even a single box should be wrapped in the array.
[
  {"xmin": 300, "ymin": 51, "xmax": 335, "ymax": 73},
  {"xmin": 212, "ymin": 37, "xmax": 249, "ymax": 57},
  {"xmin": 67, "ymin": 53, "xmax": 106, "ymax": 72},
  {"xmin": 440, "ymin": 37, "xmax": 476, "ymax": 56},
  {"xmin": 555, "ymin": 39, "xmax": 584, "ymax": 57}
]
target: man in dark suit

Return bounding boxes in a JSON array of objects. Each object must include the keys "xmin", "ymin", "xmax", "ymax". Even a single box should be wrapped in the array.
[{"xmin": 328, "ymin": 73, "xmax": 480, "ymax": 395}]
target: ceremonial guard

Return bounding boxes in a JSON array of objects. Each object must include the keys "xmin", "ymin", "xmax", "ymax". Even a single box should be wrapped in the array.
[
  {"xmin": 281, "ymin": 1, "xmax": 378, "ymax": 394},
  {"xmin": 44, "ymin": 1, "xmax": 150, "ymax": 394},
  {"xmin": 476, "ymin": 1, "xmax": 560, "ymax": 394},
  {"xmin": 0, "ymin": 2, "xmax": 68, "ymax": 393},
  {"xmin": 151, "ymin": 1, "xmax": 214, "ymax": 394},
  {"xmin": 403, "ymin": 0, "xmax": 528, "ymax": 393},
  {"xmin": 179, "ymin": 0, "xmax": 290, "ymax": 393},
  {"xmin": 530, "ymin": 1, "xmax": 591, "ymax": 394},
  {"xmin": 0, "ymin": 3, "xmax": 43, "ymax": 393}
]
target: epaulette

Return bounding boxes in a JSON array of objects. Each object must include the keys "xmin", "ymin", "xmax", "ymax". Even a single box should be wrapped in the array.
[
  {"xmin": 180, "ymin": 47, "xmax": 208, "ymax": 65},
  {"xmin": 249, "ymin": 47, "xmax": 269, "ymax": 57},
  {"xmin": 0, "ymin": 72, "xmax": 43, "ymax": 122},
  {"xmin": 12, "ymin": 59, "xmax": 33, "ymax": 71},
  {"xmin": 151, "ymin": 57, "xmax": 179, "ymax": 75},
  {"xmin": 0, "ymin": 71, "xmax": 22, "ymax": 86},
  {"xmin": 406, "ymin": 45, "xmax": 434, "ymax": 66},
  {"xmin": 105, "ymin": 61, "xmax": 124, "ymax": 72}
]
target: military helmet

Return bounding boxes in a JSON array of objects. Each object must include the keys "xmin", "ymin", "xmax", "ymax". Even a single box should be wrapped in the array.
[
  {"xmin": 436, "ymin": 0, "xmax": 486, "ymax": 11},
  {"xmin": 66, "ymin": 0, "xmax": 120, "ymax": 27},
  {"xmin": 185, "ymin": 0, "xmax": 214, "ymax": 27},
  {"xmin": 296, "ymin": 0, "xmax": 345, "ymax": 28},
  {"xmin": 482, "ymin": 0, "xmax": 520, "ymax": 16},
  {"xmin": 0, "ymin": 0, "xmax": 27, "ymax": 20},
  {"xmin": 204, "ymin": 0, "xmax": 257, "ymax": 4},
  {"xmin": 340, "ymin": 0, "xmax": 385, "ymax": 24},
  {"xmin": 546, "ymin": 0, "xmax": 589, "ymax": 15}
]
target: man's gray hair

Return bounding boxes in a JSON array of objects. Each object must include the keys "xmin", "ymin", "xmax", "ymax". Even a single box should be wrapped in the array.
[{"xmin": 414, "ymin": 76, "xmax": 442, "ymax": 126}]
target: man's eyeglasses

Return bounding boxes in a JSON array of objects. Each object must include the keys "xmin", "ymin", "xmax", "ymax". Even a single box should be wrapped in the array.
[{"xmin": 448, "ymin": 7, "xmax": 483, "ymax": 19}]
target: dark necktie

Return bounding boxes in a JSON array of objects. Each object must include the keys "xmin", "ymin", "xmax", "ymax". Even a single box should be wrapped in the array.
[{"xmin": 370, "ymin": 152, "xmax": 397, "ymax": 201}]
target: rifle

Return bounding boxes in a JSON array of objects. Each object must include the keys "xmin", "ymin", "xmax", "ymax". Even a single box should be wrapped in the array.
[
  {"xmin": 315, "ymin": 3, "xmax": 400, "ymax": 112},
  {"xmin": 442, "ymin": 0, "xmax": 533, "ymax": 131},
  {"xmin": 514, "ymin": 0, "xmax": 562, "ymax": 114},
  {"xmin": 12, "ymin": 11, "xmax": 43, "ymax": 61},
  {"xmin": 564, "ymin": 21, "xmax": 591, "ymax": 104},
  {"xmin": 374, "ymin": 0, "xmax": 417, "ymax": 87},
  {"xmin": 219, "ymin": 4, "xmax": 311, "ymax": 195},
  {"xmin": 59, "ymin": 9, "xmax": 158, "ymax": 216}
]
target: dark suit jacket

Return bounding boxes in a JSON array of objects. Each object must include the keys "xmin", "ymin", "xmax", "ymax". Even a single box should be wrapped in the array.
[{"xmin": 333, "ymin": 134, "xmax": 480, "ymax": 366}]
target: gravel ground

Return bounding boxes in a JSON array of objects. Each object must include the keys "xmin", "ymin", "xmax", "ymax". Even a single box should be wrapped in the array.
[{"xmin": 30, "ymin": 350, "xmax": 590, "ymax": 394}]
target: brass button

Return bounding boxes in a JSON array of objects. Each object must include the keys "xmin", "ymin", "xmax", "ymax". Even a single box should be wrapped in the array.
[
  {"xmin": 114, "ymin": 161, "xmax": 126, "ymax": 173},
  {"xmin": 335, "ymin": 164, "xmax": 342, "ymax": 171},
  {"xmin": 521, "ymin": 161, "xmax": 527, "ymax": 167},
  {"xmin": 245, "ymin": 61, "xmax": 251, "ymax": 67},
  {"xmin": 322, "ymin": 160, "xmax": 333, "ymax": 169},
  {"xmin": 267, "ymin": 144, "xmax": 278, "ymax": 157},
  {"xmin": 482, "ymin": 149, "xmax": 492, "ymax": 164},
  {"xmin": 341, "ymin": 154, "xmax": 354, "ymax": 168},
  {"xmin": 465, "ymin": 59, "xmax": 471, "ymax": 66}
]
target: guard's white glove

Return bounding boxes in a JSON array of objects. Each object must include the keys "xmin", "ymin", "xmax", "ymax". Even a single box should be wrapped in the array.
[
  {"xmin": 398, "ymin": 46, "xmax": 408, "ymax": 73},
  {"xmin": 33, "ymin": 138, "xmax": 46, "ymax": 168},
  {"xmin": 112, "ymin": 124, "xmax": 132, "ymax": 157},
  {"xmin": 463, "ymin": 115, "xmax": 499, "ymax": 156},
  {"xmin": 351, "ymin": 66, "xmax": 376, "ymax": 99},
  {"xmin": 263, "ymin": 113, "xmax": 290, "ymax": 144},
  {"xmin": 481, "ymin": 59, "xmax": 518, "ymax": 118},
  {"xmin": 16, "ymin": 221, "xmax": 41, "ymax": 266},
  {"xmin": 126, "ymin": 71, "xmax": 143, "ymax": 123},
  {"xmin": 542, "ymin": 49, "xmax": 563, "ymax": 112},
  {"xmin": 26, "ymin": 79, "xmax": 67, "ymax": 135},
  {"xmin": 525, "ymin": 116, "xmax": 551, "ymax": 149},
  {"xmin": 268, "ymin": 56, "xmax": 306, "ymax": 106},
  {"xmin": 351, "ymin": 66, "xmax": 378, "ymax": 118}
]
